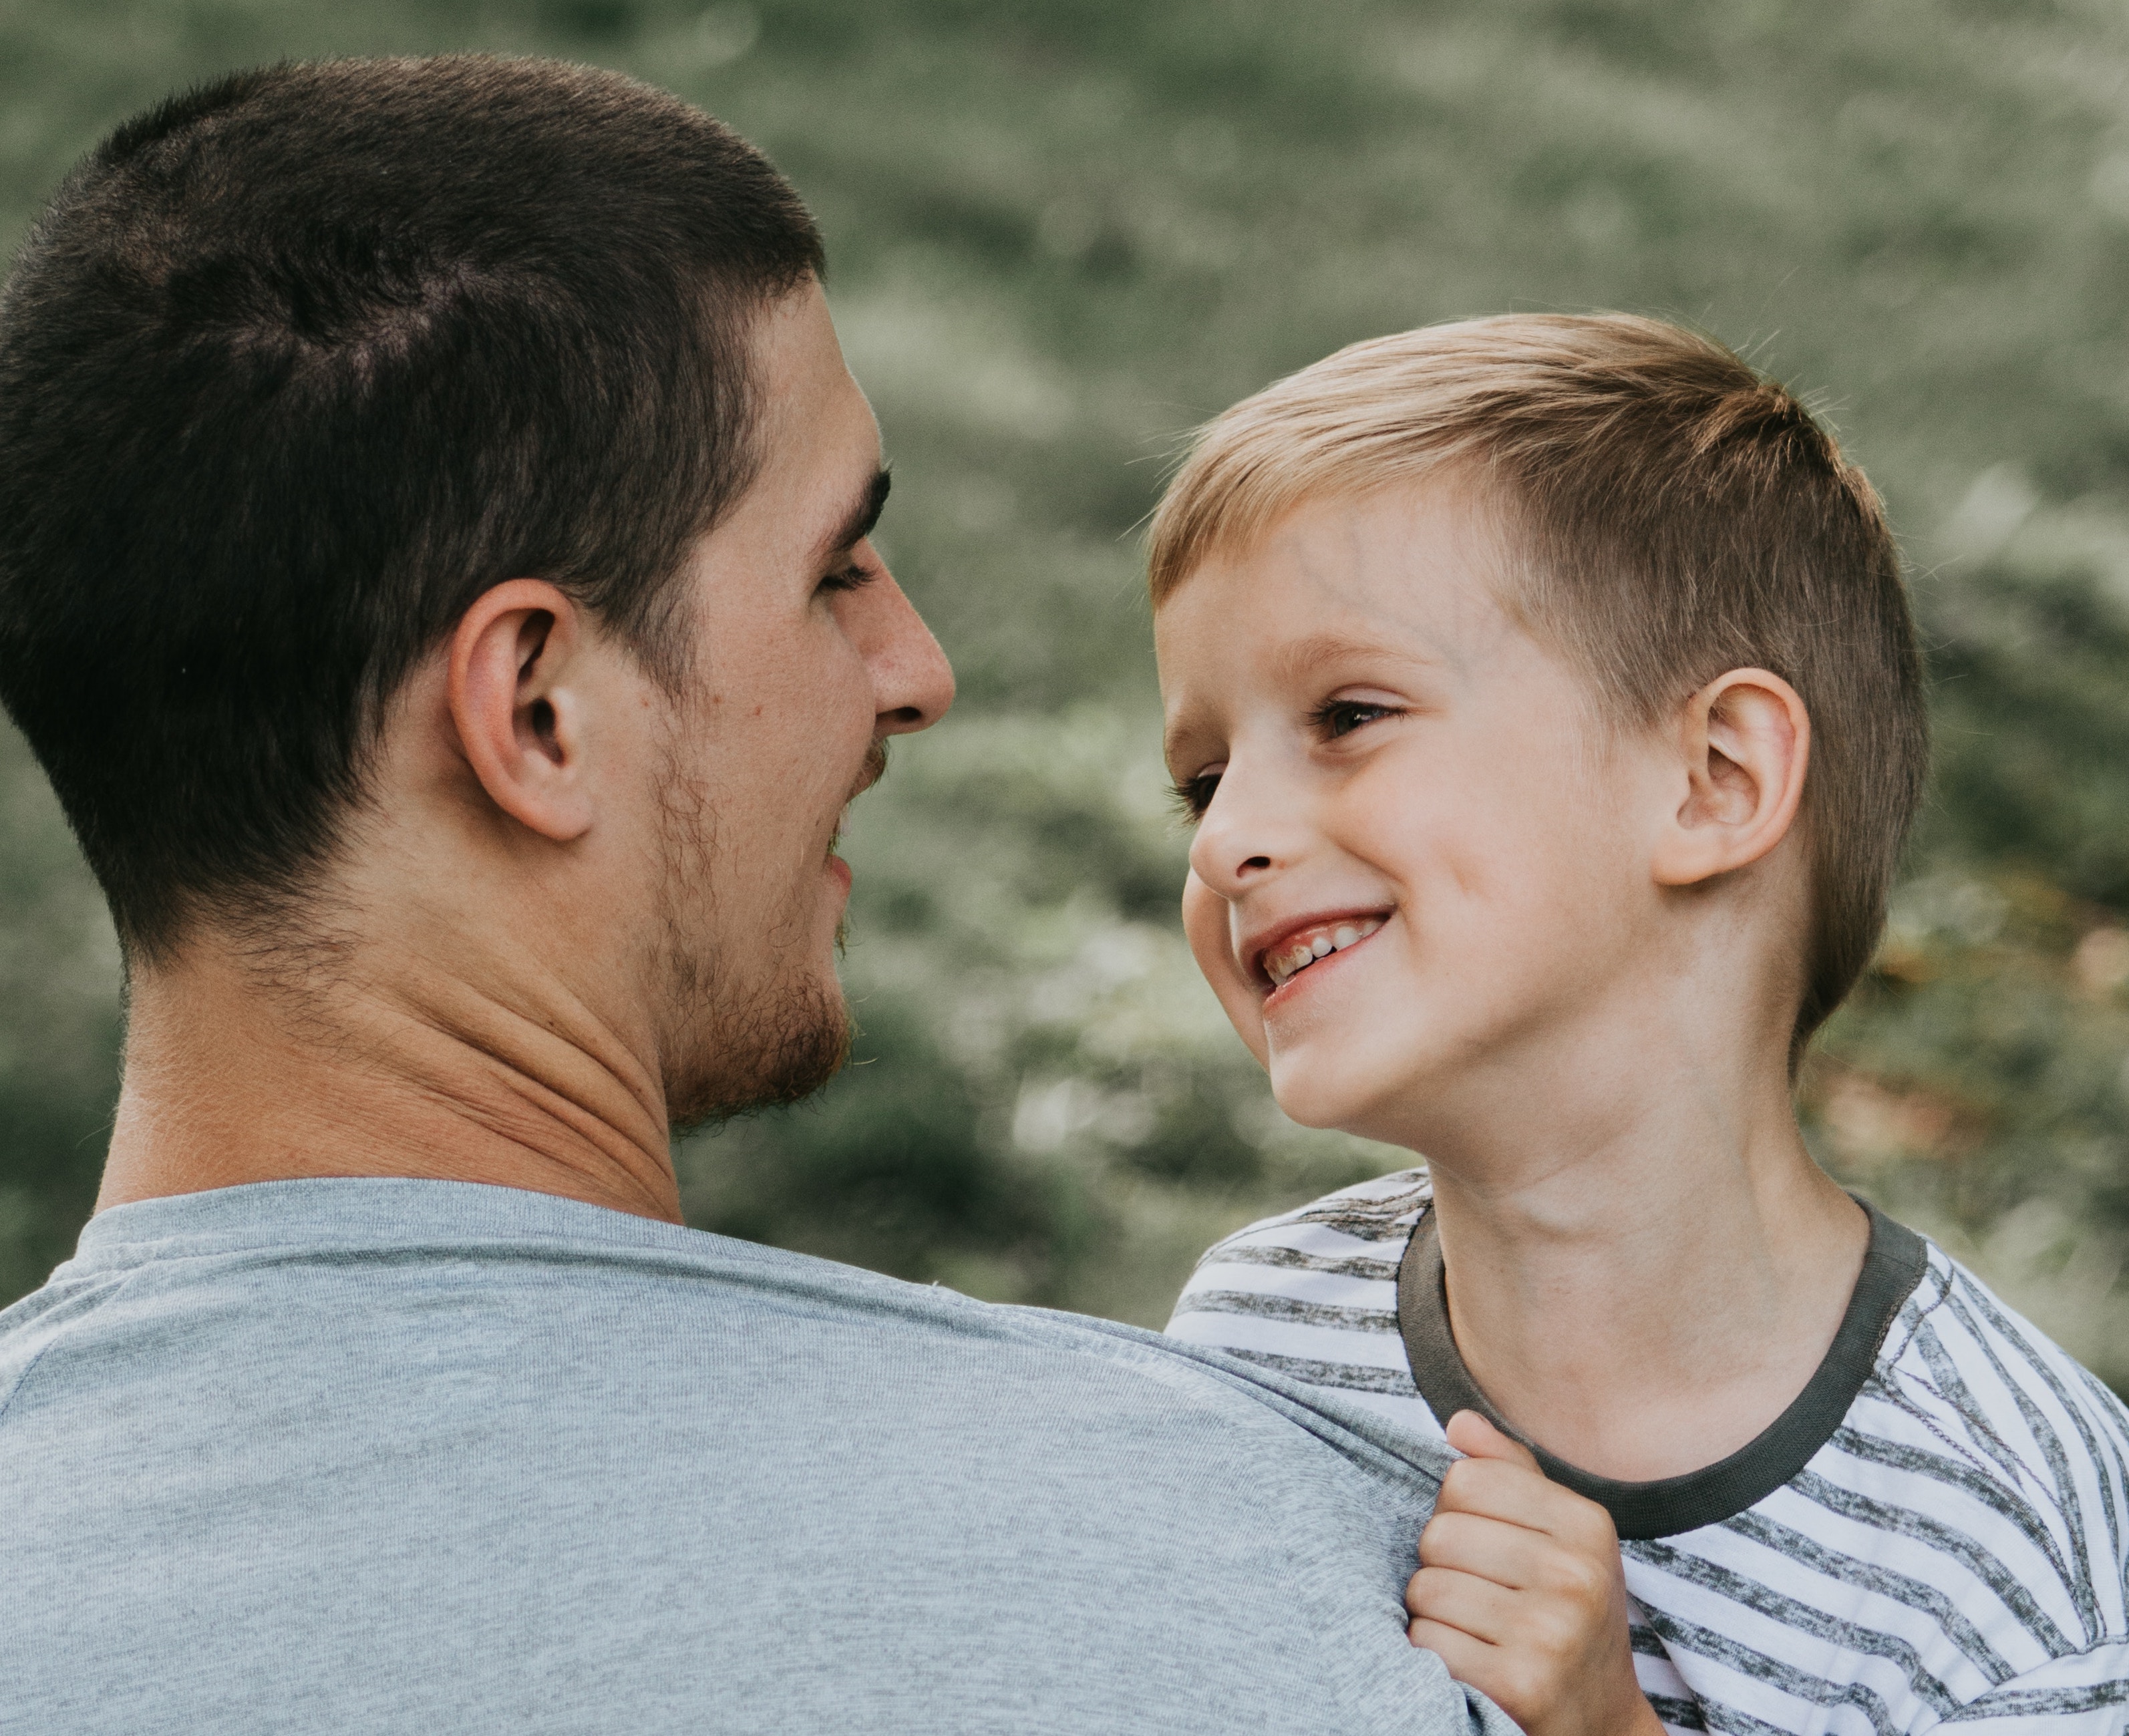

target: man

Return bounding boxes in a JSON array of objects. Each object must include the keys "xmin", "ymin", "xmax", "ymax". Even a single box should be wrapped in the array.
[{"xmin": 0, "ymin": 57, "xmax": 1511, "ymax": 1734}]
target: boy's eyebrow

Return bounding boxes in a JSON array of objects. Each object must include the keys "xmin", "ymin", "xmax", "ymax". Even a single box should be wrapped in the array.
[
  {"xmin": 1273, "ymin": 629, "xmax": 1439, "ymax": 682},
  {"xmin": 1161, "ymin": 701, "xmax": 1224, "ymax": 773}
]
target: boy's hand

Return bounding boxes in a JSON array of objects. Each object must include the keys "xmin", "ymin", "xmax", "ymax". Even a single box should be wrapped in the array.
[{"xmin": 1407, "ymin": 1411, "xmax": 1663, "ymax": 1736}]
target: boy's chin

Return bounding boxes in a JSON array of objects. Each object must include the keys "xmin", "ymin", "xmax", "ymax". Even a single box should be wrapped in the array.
[{"xmin": 1266, "ymin": 1051, "xmax": 1420, "ymax": 1144}]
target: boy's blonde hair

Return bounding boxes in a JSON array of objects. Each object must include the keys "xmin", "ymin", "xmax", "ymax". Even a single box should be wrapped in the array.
[{"xmin": 1147, "ymin": 314, "xmax": 1927, "ymax": 1065}]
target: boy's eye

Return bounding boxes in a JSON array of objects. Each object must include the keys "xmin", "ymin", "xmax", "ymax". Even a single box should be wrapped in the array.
[
  {"xmin": 1170, "ymin": 770, "xmax": 1222, "ymax": 822},
  {"xmin": 1313, "ymin": 699, "xmax": 1397, "ymax": 738}
]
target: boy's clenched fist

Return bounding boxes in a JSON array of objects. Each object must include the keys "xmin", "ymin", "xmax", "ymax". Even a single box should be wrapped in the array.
[{"xmin": 1408, "ymin": 1411, "xmax": 1665, "ymax": 1736}]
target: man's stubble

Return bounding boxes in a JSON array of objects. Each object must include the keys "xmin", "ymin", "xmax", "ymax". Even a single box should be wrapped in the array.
[{"xmin": 649, "ymin": 730, "xmax": 884, "ymax": 1135}]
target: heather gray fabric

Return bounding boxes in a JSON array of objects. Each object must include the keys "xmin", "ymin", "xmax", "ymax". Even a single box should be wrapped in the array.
[{"xmin": 0, "ymin": 1179, "xmax": 1510, "ymax": 1735}]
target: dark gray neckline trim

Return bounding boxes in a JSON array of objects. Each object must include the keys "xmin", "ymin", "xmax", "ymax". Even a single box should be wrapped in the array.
[{"xmin": 1395, "ymin": 1198, "xmax": 1929, "ymax": 1540}]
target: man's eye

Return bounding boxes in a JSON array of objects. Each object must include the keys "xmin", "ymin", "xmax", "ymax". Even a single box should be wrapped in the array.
[
  {"xmin": 818, "ymin": 559, "xmax": 878, "ymax": 595},
  {"xmin": 1313, "ymin": 700, "xmax": 1395, "ymax": 739},
  {"xmin": 1169, "ymin": 771, "xmax": 1222, "ymax": 822}
]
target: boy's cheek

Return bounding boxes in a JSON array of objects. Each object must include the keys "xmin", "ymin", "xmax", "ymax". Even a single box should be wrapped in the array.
[{"xmin": 1182, "ymin": 873, "xmax": 1269, "ymax": 1064}]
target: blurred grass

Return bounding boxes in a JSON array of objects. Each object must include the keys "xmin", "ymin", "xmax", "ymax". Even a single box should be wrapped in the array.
[{"xmin": 1, "ymin": 0, "xmax": 2126, "ymax": 1390}]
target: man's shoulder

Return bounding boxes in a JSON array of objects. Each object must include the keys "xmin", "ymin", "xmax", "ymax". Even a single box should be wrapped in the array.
[
  {"xmin": 0, "ymin": 1178, "xmax": 1486, "ymax": 1736},
  {"xmin": 0, "ymin": 1177, "xmax": 1403, "ymax": 1415},
  {"xmin": 0, "ymin": 1264, "xmax": 134, "ymax": 1422},
  {"xmin": 0, "ymin": 1176, "xmax": 1453, "ymax": 1497}
]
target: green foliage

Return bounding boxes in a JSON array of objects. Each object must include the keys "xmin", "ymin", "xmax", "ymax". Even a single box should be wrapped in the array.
[
  {"xmin": 0, "ymin": 726, "xmax": 120, "ymax": 1298},
  {"xmin": 1, "ymin": 0, "xmax": 2125, "ymax": 1387}
]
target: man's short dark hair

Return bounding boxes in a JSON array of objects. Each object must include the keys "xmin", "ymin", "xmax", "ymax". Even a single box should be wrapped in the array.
[{"xmin": 0, "ymin": 55, "xmax": 824, "ymax": 963}]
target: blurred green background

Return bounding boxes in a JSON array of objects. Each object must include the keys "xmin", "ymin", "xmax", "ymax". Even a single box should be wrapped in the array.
[{"xmin": 3, "ymin": 0, "xmax": 2126, "ymax": 1390}]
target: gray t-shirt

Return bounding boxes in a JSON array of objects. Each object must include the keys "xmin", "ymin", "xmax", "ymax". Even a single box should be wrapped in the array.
[{"xmin": 0, "ymin": 1179, "xmax": 1510, "ymax": 1735}]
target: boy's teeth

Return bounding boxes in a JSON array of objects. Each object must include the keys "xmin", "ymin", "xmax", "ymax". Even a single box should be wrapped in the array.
[{"xmin": 1266, "ymin": 917, "xmax": 1383, "ymax": 987}]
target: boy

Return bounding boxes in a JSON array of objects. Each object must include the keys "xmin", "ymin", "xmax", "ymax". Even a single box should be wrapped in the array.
[{"xmin": 1152, "ymin": 315, "xmax": 2129, "ymax": 1734}]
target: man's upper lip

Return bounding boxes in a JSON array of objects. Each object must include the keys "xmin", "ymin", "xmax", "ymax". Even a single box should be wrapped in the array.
[{"xmin": 1241, "ymin": 907, "xmax": 1393, "ymax": 985}]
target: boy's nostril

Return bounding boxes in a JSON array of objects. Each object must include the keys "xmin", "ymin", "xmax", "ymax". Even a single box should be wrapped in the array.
[{"xmin": 1242, "ymin": 855, "xmax": 1272, "ymax": 870}]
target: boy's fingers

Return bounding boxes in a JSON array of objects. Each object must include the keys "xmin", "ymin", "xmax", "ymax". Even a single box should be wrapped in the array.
[
  {"xmin": 1436, "ymin": 1454, "xmax": 1558, "ymax": 1523},
  {"xmin": 1444, "ymin": 1408, "xmax": 1540, "ymax": 1471},
  {"xmin": 1436, "ymin": 1455, "xmax": 1618, "ymax": 1552},
  {"xmin": 1406, "ymin": 1562, "xmax": 1526, "ymax": 1648},
  {"xmin": 1405, "ymin": 1612, "xmax": 1494, "ymax": 1679},
  {"xmin": 1422, "ymin": 1509, "xmax": 1619, "ymax": 1614},
  {"xmin": 1408, "ymin": 1614, "xmax": 1554, "ymax": 1736},
  {"xmin": 1419, "ymin": 1508, "xmax": 1560, "ymax": 1589}
]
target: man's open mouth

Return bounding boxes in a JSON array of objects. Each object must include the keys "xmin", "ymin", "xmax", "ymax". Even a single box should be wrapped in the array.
[{"xmin": 825, "ymin": 739, "xmax": 890, "ymax": 863}]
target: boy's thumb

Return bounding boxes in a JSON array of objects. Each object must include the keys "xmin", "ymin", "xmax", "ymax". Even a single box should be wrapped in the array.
[{"xmin": 1444, "ymin": 1408, "xmax": 1542, "ymax": 1471}]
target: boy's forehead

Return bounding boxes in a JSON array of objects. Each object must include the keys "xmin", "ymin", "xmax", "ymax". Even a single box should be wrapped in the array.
[{"xmin": 1155, "ymin": 485, "xmax": 1519, "ymax": 677}]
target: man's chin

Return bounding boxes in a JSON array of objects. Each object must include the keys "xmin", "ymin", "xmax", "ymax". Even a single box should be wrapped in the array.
[{"xmin": 663, "ymin": 981, "xmax": 854, "ymax": 1136}]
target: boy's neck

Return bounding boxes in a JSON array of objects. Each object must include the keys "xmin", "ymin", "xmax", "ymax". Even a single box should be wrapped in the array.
[{"xmin": 1417, "ymin": 1036, "xmax": 1869, "ymax": 1486}]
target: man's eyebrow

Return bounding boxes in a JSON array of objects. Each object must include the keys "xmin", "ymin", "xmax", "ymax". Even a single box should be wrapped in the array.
[{"xmin": 813, "ymin": 467, "xmax": 892, "ymax": 564}]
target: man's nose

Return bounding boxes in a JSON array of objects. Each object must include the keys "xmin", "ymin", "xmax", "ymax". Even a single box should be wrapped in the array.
[
  {"xmin": 1186, "ymin": 758, "xmax": 1302, "ymax": 897},
  {"xmin": 865, "ymin": 572, "xmax": 955, "ymax": 735}
]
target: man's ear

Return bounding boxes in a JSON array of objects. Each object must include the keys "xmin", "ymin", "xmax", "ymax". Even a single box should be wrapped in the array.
[
  {"xmin": 448, "ymin": 579, "xmax": 596, "ymax": 842},
  {"xmin": 1650, "ymin": 667, "xmax": 1810, "ymax": 888}
]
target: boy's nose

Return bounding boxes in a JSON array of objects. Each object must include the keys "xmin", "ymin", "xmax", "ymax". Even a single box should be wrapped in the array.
[{"xmin": 1186, "ymin": 769, "xmax": 1301, "ymax": 896}]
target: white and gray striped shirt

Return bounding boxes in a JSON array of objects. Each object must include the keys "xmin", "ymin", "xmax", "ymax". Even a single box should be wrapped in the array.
[{"xmin": 1167, "ymin": 1170, "xmax": 2129, "ymax": 1734}]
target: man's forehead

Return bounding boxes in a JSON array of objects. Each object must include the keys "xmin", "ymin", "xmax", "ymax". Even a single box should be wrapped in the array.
[
  {"xmin": 752, "ymin": 305, "xmax": 869, "ymax": 446},
  {"xmin": 740, "ymin": 283, "xmax": 886, "ymax": 540}
]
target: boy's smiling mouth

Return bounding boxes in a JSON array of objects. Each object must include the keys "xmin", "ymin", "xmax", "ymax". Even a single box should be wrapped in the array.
[{"xmin": 1250, "ymin": 912, "xmax": 1389, "ymax": 990}]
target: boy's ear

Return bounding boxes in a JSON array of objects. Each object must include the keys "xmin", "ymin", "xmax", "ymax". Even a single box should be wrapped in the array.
[
  {"xmin": 1650, "ymin": 667, "xmax": 1810, "ymax": 888},
  {"xmin": 448, "ymin": 578, "xmax": 597, "ymax": 843}
]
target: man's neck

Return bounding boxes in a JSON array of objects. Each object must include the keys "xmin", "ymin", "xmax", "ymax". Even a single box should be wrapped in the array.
[
  {"xmin": 1406, "ymin": 1013, "xmax": 1869, "ymax": 1485},
  {"xmin": 98, "ymin": 939, "xmax": 682, "ymax": 1224}
]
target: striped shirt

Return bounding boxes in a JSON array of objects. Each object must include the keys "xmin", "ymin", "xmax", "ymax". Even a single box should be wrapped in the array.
[{"xmin": 1168, "ymin": 1169, "xmax": 2129, "ymax": 1734}]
